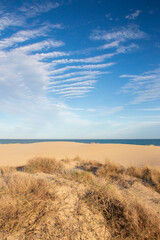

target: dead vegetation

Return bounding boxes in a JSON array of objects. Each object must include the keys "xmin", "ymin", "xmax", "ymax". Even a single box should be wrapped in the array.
[
  {"xmin": 93, "ymin": 160, "xmax": 160, "ymax": 193},
  {"xmin": 0, "ymin": 172, "xmax": 59, "ymax": 239},
  {"xmin": 0, "ymin": 157, "xmax": 160, "ymax": 239},
  {"xmin": 84, "ymin": 184, "xmax": 160, "ymax": 240},
  {"xmin": 125, "ymin": 165, "xmax": 160, "ymax": 193},
  {"xmin": 24, "ymin": 157, "xmax": 63, "ymax": 174}
]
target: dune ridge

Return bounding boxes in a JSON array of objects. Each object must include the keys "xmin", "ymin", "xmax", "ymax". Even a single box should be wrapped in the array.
[
  {"xmin": 0, "ymin": 142, "xmax": 160, "ymax": 167},
  {"xmin": 0, "ymin": 157, "xmax": 160, "ymax": 239}
]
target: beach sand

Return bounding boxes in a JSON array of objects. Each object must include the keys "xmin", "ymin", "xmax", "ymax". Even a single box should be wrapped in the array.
[
  {"xmin": 0, "ymin": 142, "xmax": 160, "ymax": 239},
  {"xmin": 0, "ymin": 142, "xmax": 160, "ymax": 167}
]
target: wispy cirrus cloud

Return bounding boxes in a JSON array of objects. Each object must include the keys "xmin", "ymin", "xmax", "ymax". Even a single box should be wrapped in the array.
[
  {"xmin": 125, "ymin": 10, "xmax": 142, "ymax": 20},
  {"xmin": 50, "ymin": 62, "xmax": 115, "ymax": 75},
  {"xmin": 52, "ymin": 53, "xmax": 115, "ymax": 64},
  {"xmin": 48, "ymin": 63, "xmax": 113, "ymax": 98},
  {"xmin": 0, "ymin": 27, "xmax": 52, "ymax": 49},
  {"xmin": 90, "ymin": 24, "xmax": 147, "ymax": 60},
  {"xmin": 0, "ymin": 13, "xmax": 24, "ymax": 31},
  {"xmin": 14, "ymin": 40, "xmax": 64, "ymax": 54},
  {"xmin": 36, "ymin": 51, "xmax": 69, "ymax": 59},
  {"xmin": 120, "ymin": 67, "xmax": 160, "ymax": 103},
  {"xmin": 91, "ymin": 24, "xmax": 146, "ymax": 42},
  {"xmin": 19, "ymin": 0, "xmax": 61, "ymax": 17},
  {"xmin": 49, "ymin": 70, "xmax": 106, "ymax": 80},
  {"xmin": 98, "ymin": 40, "xmax": 119, "ymax": 50},
  {"xmin": 50, "ymin": 75, "xmax": 97, "ymax": 84},
  {"xmin": 105, "ymin": 13, "xmax": 113, "ymax": 21},
  {"xmin": 141, "ymin": 108, "xmax": 160, "ymax": 111},
  {"xmin": 116, "ymin": 43, "xmax": 138, "ymax": 53}
]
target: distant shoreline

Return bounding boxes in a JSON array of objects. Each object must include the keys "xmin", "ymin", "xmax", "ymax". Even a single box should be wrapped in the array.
[
  {"xmin": 0, "ymin": 142, "xmax": 160, "ymax": 168},
  {"xmin": 0, "ymin": 139, "xmax": 160, "ymax": 146}
]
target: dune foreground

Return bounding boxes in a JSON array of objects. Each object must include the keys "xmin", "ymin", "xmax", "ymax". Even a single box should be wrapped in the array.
[
  {"xmin": 0, "ymin": 143, "xmax": 160, "ymax": 239},
  {"xmin": 0, "ymin": 142, "xmax": 160, "ymax": 167}
]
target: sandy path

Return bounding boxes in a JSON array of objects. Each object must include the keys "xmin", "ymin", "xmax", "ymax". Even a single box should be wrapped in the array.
[{"xmin": 0, "ymin": 142, "xmax": 160, "ymax": 167}]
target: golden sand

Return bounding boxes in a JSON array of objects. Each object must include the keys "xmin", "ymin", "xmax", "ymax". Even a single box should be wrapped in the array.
[{"xmin": 0, "ymin": 142, "xmax": 160, "ymax": 167}]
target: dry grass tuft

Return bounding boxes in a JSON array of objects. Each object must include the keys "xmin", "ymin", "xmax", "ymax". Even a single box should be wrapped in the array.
[
  {"xmin": 69, "ymin": 170, "xmax": 94, "ymax": 185},
  {"xmin": 0, "ymin": 166, "xmax": 16, "ymax": 176},
  {"xmin": 125, "ymin": 166, "xmax": 160, "ymax": 193},
  {"xmin": 81, "ymin": 159, "xmax": 160, "ymax": 193},
  {"xmin": 96, "ymin": 160, "xmax": 124, "ymax": 178},
  {"xmin": 78, "ymin": 160, "xmax": 103, "ymax": 174},
  {"xmin": 4, "ymin": 172, "xmax": 55, "ymax": 200},
  {"xmin": 0, "ymin": 157, "xmax": 159, "ymax": 239},
  {"xmin": 25, "ymin": 157, "xmax": 63, "ymax": 174},
  {"xmin": 0, "ymin": 172, "xmax": 57, "ymax": 239},
  {"xmin": 84, "ymin": 184, "xmax": 160, "ymax": 239}
]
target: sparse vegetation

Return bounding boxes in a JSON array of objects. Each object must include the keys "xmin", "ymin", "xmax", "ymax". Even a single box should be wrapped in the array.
[
  {"xmin": 84, "ymin": 184, "xmax": 160, "ymax": 239},
  {"xmin": 0, "ymin": 166, "xmax": 16, "ymax": 175},
  {"xmin": 0, "ymin": 157, "xmax": 160, "ymax": 239},
  {"xmin": 25, "ymin": 157, "xmax": 63, "ymax": 174},
  {"xmin": 125, "ymin": 165, "xmax": 160, "ymax": 193},
  {"xmin": 0, "ymin": 172, "xmax": 57, "ymax": 239},
  {"xmin": 85, "ymin": 160, "xmax": 160, "ymax": 193}
]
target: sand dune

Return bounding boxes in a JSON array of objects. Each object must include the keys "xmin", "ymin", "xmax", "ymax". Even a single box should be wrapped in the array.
[{"xmin": 0, "ymin": 142, "xmax": 160, "ymax": 167}]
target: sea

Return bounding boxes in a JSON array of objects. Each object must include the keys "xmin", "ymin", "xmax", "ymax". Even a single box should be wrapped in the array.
[{"xmin": 0, "ymin": 139, "xmax": 160, "ymax": 146}]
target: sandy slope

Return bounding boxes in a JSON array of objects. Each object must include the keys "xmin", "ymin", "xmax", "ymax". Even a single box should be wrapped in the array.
[
  {"xmin": 0, "ymin": 157, "xmax": 160, "ymax": 239},
  {"xmin": 0, "ymin": 142, "xmax": 160, "ymax": 167}
]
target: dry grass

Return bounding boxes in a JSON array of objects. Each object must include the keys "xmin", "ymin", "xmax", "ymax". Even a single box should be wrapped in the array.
[
  {"xmin": 0, "ymin": 157, "xmax": 160, "ymax": 239},
  {"xmin": 0, "ymin": 172, "xmax": 58, "ymax": 239},
  {"xmin": 0, "ymin": 166, "xmax": 16, "ymax": 175},
  {"xmin": 69, "ymin": 170, "xmax": 94, "ymax": 185},
  {"xmin": 83, "ymin": 160, "xmax": 160, "ymax": 193},
  {"xmin": 25, "ymin": 157, "xmax": 63, "ymax": 174},
  {"xmin": 78, "ymin": 159, "xmax": 103, "ymax": 173},
  {"xmin": 84, "ymin": 183, "xmax": 160, "ymax": 240},
  {"xmin": 96, "ymin": 160, "xmax": 124, "ymax": 177},
  {"xmin": 125, "ymin": 166, "xmax": 160, "ymax": 193}
]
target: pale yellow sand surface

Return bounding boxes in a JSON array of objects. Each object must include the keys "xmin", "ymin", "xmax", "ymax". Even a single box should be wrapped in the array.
[{"xmin": 0, "ymin": 142, "xmax": 160, "ymax": 167}]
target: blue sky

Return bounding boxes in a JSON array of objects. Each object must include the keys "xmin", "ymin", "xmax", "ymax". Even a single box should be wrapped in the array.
[{"xmin": 0, "ymin": 0, "xmax": 160, "ymax": 139}]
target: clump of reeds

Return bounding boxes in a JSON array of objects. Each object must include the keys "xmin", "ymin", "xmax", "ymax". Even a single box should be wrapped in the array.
[
  {"xmin": 69, "ymin": 170, "xmax": 94, "ymax": 185},
  {"xmin": 78, "ymin": 160, "xmax": 103, "ymax": 174},
  {"xmin": 25, "ymin": 157, "xmax": 63, "ymax": 174},
  {"xmin": 0, "ymin": 172, "xmax": 57, "ymax": 239},
  {"xmin": 96, "ymin": 160, "xmax": 124, "ymax": 177},
  {"xmin": 125, "ymin": 165, "xmax": 160, "ymax": 193},
  {"xmin": 0, "ymin": 166, "xmax": 16, "ymax": 175},
  {"xmin": 81, "ymin": 159, "xmax": 160, "ymax": 193},
  {"xmin": 84, "ymin": 184, "xmax": 160, "ymax": 239}
]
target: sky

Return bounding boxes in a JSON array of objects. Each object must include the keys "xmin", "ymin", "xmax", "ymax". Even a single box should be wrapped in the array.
[{"xmin": 0, "ymin": 0, "xmax": 160, "ymax": 139}]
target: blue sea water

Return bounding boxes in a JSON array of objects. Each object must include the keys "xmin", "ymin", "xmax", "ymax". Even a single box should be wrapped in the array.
[{"xmin": 0, "ymin": 139, "xmax": 160, "ymax": 146}]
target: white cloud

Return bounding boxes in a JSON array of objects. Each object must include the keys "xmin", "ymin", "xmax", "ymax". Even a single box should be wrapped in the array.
[
  {"xmin": 0, "ymin": 27, "xmax": 51, "ymax": 49},
  {"xmin": 52, "ymin": 53, "xmax": 115, "ymax": 64},
  {"xmin": 141, "ymin": 108, "xmax": 160, "ymax": 111},
  {"xmin": 14, "ymin": 40, "xmax": 64, "ymax": 54},
  {"xmin": 36, "ymin": 51, "xmax": 69, "ymax": 59},
  {"xmin": 0, "ymin": 13, "xmax": 23, "ymax": 31},
  {"xmin": 105, "ymin": 13, "xmax": 113, "ymax": 21},
  {"xmin": 116, "ymin": 43, "xmax": 138, "ymax": 53},
  {"xmin": 120, "ymin": 67, "xmax": 160, "ymax": 103},
  {"xmin": 50, "ymin": 62, "xmax": 115, "ymax": 75},
  {"xmin": 19, "ymin": 1, "xmax": 60, "ymax": 17},
  {"xmin": 91, "ymin": 24, "xmax": 146, "ymax": 42},
  {"xmin": 50, "ymin": 70, "xmax": 105, "ymax": 79},
  {"xmin": 50, "ymin": 75, "xmax": 97, "ymax": 84},
  {"xmin": 62, "ymin": 80, "xmax": 96, "ymax": 87},
  {"xmin": 0, "ymin": 1, "xmax": 139, "ymax": 138},
  {"xmin": 125, "ymin": 10, "xmax": 142, "ymax": 20},
  {"xmin": 99, "ymin": 40, "xmax": 119, "ymax": 49},
  {"xmin": 89, "ymin": 106, "xmax": 124, "ymax": 116},
  {"xmin": 0, "ymin": 51, "xmax": 49, "ymax": 100}
]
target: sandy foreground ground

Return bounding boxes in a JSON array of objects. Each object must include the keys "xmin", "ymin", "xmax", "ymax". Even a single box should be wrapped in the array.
[{"xmin": 0, "ymin": 142, "xmax": 160, "ymax": 167}]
